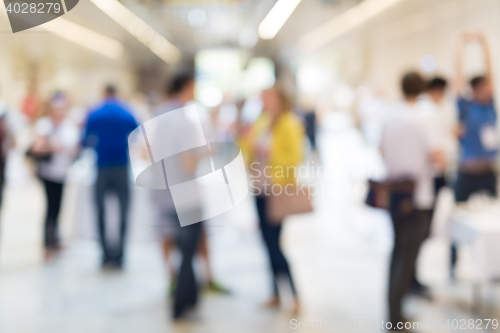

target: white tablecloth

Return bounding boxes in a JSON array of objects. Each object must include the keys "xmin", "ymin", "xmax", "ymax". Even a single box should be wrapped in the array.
[{"xmin": 448, "ymin": 205, "xmax": 500, "ymax": 281}]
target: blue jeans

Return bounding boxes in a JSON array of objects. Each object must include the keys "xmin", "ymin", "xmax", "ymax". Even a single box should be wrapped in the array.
[{"xmin": 256, "ymin": 196, "xmax": 297, "ymax": 297}]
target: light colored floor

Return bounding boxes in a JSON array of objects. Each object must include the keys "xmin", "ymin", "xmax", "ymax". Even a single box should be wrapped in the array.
[{"xmin": 0, "ymin": 112, "xmax": 499, "ymax": 333}]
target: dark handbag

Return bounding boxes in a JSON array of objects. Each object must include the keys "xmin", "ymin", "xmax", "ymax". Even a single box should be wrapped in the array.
[{"xmin": 365, "ymin": 179, "xmax": 415, "ymax": 215}]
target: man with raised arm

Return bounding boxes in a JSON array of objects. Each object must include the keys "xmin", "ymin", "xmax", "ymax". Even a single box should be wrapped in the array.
[
  {"xmin": 454, "ymin": 32, "xmax": 497, "ymax": 203},
  {"xmin": 452, "ymin": 32, "xmax": 498, "ymax": 277}
]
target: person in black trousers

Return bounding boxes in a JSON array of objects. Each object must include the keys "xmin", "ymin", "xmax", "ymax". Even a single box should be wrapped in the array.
[
  {"xmin": 32, "ymin": 92, "xmax": 79, "ymax": 260},
  {"xmin": 380, "ymin": 73, "xmax": 441, "ymax": 329},
  {"xmin": 241, "ymin": 85, "xmax": 304, "ymax": 313},
  {"xmin": 256, "ymin": 196, "xmax": 297, "ymax": 302},
  {"xmin": 83, "ymin": 85, "xmax": 138, "ymax": 268},
  {"xmin": 388, "ymin": 208, "xmax": 433, "ymax": 326},
  {"xmin": 171, "ymin": 216, "xmax": 203, "ymax": 319},
  {"xmin": 41, "ymin": 179, "xmax": 64, "ymax": 249}
]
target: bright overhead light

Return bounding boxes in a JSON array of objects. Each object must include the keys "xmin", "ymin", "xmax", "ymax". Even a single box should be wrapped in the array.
[
  {"xmin": 298, "ymin": 0, "xmax": 406, "ymax": 53},
  {"xmin": 42, "ymin": 18, "xmax": 124, "ymax": 59},
  {"xmin": 258, "ymin": 0, "xmax": 301, "ymax": 40},
  {"xmin": 90, "ymin": 0, "xmax": 181, "ymax": 64}
]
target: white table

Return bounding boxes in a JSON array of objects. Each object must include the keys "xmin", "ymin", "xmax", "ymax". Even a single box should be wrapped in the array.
[
  {"xmin": 447, "ymin": 204, "xmax": 500, "ymax": 312},
  {"xmin": 449, "ymin": 207, "xmax": 500, "ymax": 281}
]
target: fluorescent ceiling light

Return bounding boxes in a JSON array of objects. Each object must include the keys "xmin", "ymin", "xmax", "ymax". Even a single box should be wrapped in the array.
[
  {"xmin": 42, "ymin": 18, "xmax": 124, "ymax": 59},
  {"xmin": 91, "ymin": 0, "xmax": 181, "ymax": 64},
  {"xmin": 258, "ymin": 0, "xmax": 301, "ymax": 40},
  {"xmin": 298, "ymin": 0, "xmax": 406, "ymax": 53}
]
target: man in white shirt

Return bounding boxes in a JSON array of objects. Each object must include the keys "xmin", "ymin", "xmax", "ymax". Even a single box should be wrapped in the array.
[
  {"xmin": 405, "ymin": 77, "xmax": 452, "ymax": 295},
  {"xmin": 380, "ymin": 72, "xmax": 442, "ymax": 329},
  {"xmin": 420, "ymin": 77, "xmax": 456, "ymax": 189}
]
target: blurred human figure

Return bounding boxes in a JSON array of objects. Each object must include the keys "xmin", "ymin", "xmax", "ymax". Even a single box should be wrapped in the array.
[
  {"xmin": 30, "ymin": 92, "xmax": 79, "ymax": 259},
  {"xmin": 454, "ymin": 32, "xmax": 497, "ymax": 202},
  {"xmin": 357, "ymin": 88, "xmax": 391, "ymax": 147},
  {"xmin": 155, "ymin": 73, "xmax": 230, "ymax": 298},
  {"xmin": 422, "ymin": 77, "xmax": 453, "ymax": 191},
  {"xmin": 380, "ymin": 72, "xmax": 442, "ymax": 329},
  {"xmin": 304, "ymin": 112, "xmax": 317, "ymax": 152},
  {"xmin": 299, "ymin": 97, "xmax": 318, "ymax": 153},
  {"xmin": 240, "ymin": 85, "xmax": 304, "ymax": 313},
  {"xmin": 0, "ymin": 87, "xmax": 16, "ymax": 209},
  {"xmin": 407, "ymin": 77, "xmax": 451, "ymax": 296},
  {"xmin": 151, "ymin": 72, "xmax": 207, "ymax": 319},
  {"xmin": 451, "ymin": 32, "xmax": 497, "ymax": 276},
  {"xmin": 21, "ymin": 76, "xmax": 41, "ymax": 123},
  {"xmin": 83, "ymin": 85, "xmax": 138, "ymax": 269}
]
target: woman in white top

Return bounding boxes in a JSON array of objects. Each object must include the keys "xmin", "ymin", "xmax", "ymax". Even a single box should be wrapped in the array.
[{"xmin": 32, "ymin": 92, "xmax": 79, "ymax": 258}]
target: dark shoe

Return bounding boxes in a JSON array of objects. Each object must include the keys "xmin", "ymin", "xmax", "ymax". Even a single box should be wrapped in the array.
[
  {"xmin": 101, "ymin": 258, "xmax": 122, "ymax": 270},
  {"xmin": 173, "ymin": 306, "xmax": 200, "ymax": 321}
]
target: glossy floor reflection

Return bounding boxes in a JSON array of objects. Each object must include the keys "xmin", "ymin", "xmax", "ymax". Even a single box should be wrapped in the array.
[{"xmin": 0, "ymin": 112, "xmax": 499, "ymax": 333}]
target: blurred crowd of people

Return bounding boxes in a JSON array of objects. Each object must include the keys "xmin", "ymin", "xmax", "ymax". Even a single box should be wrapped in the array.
[
  {"xmin": 379, "ymin": 31, "xmax": 497, "ymax": 329},
  {"xmin": 0, "ymin": 30, "xmax": 497, "ymax": 329}
]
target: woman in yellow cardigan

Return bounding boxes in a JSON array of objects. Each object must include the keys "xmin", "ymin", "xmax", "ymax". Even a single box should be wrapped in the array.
[{"xmin": 240, "ymin": 85, "xmax": 304, "ymax": 313}]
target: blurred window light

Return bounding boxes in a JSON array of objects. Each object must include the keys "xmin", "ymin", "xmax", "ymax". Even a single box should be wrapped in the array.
[
  {"xmin": 332, "ymin": 84, "xmax": 355, "ymax": 109},
  {"xmin": 420, "ymin": 54, "xmax": 437, "ymax": 73},
  {"xmin": 242, "ymin": 57, "xmax": 275, "ymax": 96},
  {"xmin": 298, "ymin": 0, "xmax": 406, "ymax": 52},
  {"xmin": 197, "ymin": 49, "xmax": 243, "ymax": 73},
  {"xmin": 188, "ymin": 8, "xmax": 207, "ymax": 27},
  {"xmin": 297, "ymin": 64, "xmax": 329, "ymax": 94},
  {"xmin": 239, "ymin": 28, "xmax": 258, "ymax": 49},
  {"xmin": 200, "ymin": 86, "xmax": 223, "ymax": 107},
  {"xmin": 258, "ymin": 0, "xmax": 301, "ymax": 40},
  {"xmin": 90, "ymin": 0, "xmax": 181, "ymax": 64},
  {"xmin": 196, "ymin": 49, "xmax": 244, "ymax": 101},
  {"xmin": 42, "ymin": 18, "xmax": 124, "ymax": 59}
]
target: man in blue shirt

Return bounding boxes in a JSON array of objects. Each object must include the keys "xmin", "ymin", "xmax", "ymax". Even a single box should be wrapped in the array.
[
  {"xmin": 454, "ymin": 32, "xmax": 497, "ymax": 202},
  {"xmin": 452, "ymin": 32, "xmax": 498, "ymax": 277},
  {"xmin": 83, "ymin": 85, "xmax": 138, "ymax": 268}
]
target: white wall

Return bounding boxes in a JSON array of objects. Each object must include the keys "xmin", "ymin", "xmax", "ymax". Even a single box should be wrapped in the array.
[
  {"xmin": 314, "ymin": 0, "xmax": 500, "ymax": 100},
  {"xmin": 0, "ymin": 23, "xmax": 135, "ymax": 109}
]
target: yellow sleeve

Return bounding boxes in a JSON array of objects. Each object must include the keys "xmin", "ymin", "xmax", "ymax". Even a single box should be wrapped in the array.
[{"xmin": 269, "ymin": 114, "xmax": 305, "ymax": 183}]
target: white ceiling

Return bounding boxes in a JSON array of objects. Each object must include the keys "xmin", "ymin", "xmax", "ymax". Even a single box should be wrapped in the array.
[{"xmin": 61, "ymin": 0, "xmax": 363, "ymax": 65}]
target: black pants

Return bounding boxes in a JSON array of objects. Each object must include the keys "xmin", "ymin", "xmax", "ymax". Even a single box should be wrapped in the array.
[
  {"xmin": 41, "ymin": 178, "xmax": 64, "ymax": 249},
  {"xmin": 95, "ymin": 167, "xmax": 130, "ymax": 264},
  {"xmin": 410, "ymin": 177, "xmax": 445, "ymax": 288},
  {"xmin": 389, "ymin": 208, "xmax": 432, "ymax": 325},
  {"xmin": 172, "ymin": 218, "xmax": 203, "ymax": 319},
  {"xmin": 451, "ymin": 170, "xmax": 497, "ymax": 270},
  {"xmin": 0, "ymin": 160, "xmax": 5, "ymax": 208},
  {"xmin": 454, "ymin": 170, "xmax": 497, "ymax": 203},
  {"xmin": 304, "ymin": 112, "xmax": 317, "ymax": 151},
  {"xmin": 256, "ymin": 196, "xmax": 297, "ymax": 298}
]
